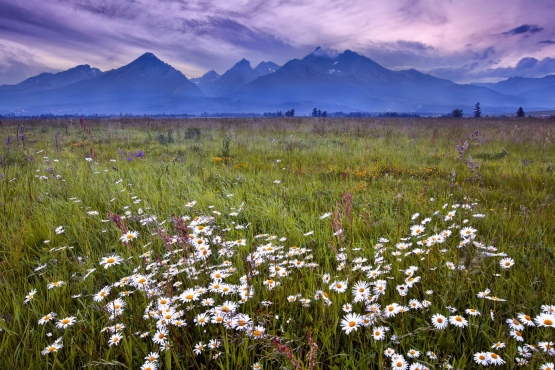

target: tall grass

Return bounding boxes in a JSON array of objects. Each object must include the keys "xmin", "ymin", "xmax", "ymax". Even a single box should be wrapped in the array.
[{"xmin": 0, "ymin": 117, "xmax": 554, "ymax": 369}]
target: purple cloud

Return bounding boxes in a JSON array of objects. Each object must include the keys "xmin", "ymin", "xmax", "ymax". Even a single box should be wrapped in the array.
[
  {"xmin": 502, "ymin": 24, "xmax": 544, "ymax": 36},
  {"xmin": 0, "ymin": 0, "xmax": 555, "ymax": 85}
]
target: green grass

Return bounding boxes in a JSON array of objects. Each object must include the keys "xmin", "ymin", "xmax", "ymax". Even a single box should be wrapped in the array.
[{"xmin": 0, "ymin": 117, "xmax": 554, "ymax": 369}]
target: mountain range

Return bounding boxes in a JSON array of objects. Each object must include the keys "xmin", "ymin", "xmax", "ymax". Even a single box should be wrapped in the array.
[{"xmin": 1, "ymin": 47, "xmax": 554, "ymax": 115}]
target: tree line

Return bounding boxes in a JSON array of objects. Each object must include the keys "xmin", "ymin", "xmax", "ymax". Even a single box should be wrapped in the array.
[{"xmin": 451, "ymin": 103, "xmax": 526, "ymax": 118}]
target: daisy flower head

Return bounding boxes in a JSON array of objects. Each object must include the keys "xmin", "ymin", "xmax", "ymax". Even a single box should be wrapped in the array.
[
  {"xmin": 47, "ymin": 281, "xmax": 65, "ymax": 289},
  {"xmin": 330, "ymin": 280, "xmax": 348, "ymax": 293},
  {"xmin": 24, "ymin": 289, "xmax": 37, "ymax": 304},
  {"xmin": 460, "ymin": 227, "xmax": 477, "ymax": 238},
  {"xmin": 507, "ymin": 318, "xmax": 524, "ymax": 330},
  {"xmin": 41, "ymin": 339, "xmax": 63, "ymax": 355},
  {"xmin": 342, "ymin": 303, "xmax": 353, "ymax": 313},
  {"xmin": 194, "ymin": 312, "xmax": 210, "ymax": 326},
  {"xmin": 340, "ymin": 313, "xmax": 362, "ymax": 334},
  {"xmin": 384, "ymin": 348, "xmax": 396, "ymax": 357},
  {"xmin": 152, "ymin": 328, "xmax": 168, "ymax": 345},
  {"xmin": 93, "ymin": 286, "xmax": 111, "ymax": 302},
  {"xmin": 410, "ymin": 225, "xmax": 425, "ymax": 236},
  {"xmin": 391, "ymin": 355, "xmax": 408, "ymax": 370},
  {"xmin": 465, "ymin": 308, "xmax": 481, "ymax": 316},
  {"xmin": 534, "ymin": 313, "xmax": 555, "ymax": 328},
  {"xmin": 473, "ymin": 352, "xmax": 489, "ymax": 366},
  {"xmin": 509, "ymin": 329, "xmax": 524, "ymax": 342},
  {"xmin": 449, "ymin": 315, "xmax": 468, "ymax": 328},
  {"xmin": 108, "ymin": 333, "xmax": 123, "ymax": 346},
  {"xmin": 179, "ymin": 289, "xmax": 200, "ymax": 303},
  {"xmin": 38, "ymin": 312, "xmax": 57, "ymax": 325},
  {"xmin": 248, "ymin": 325, "xmax": 266, "ymax": 339},
  {"xmin": 141, "ymin": 362, "xmax": 158, "ymax": 370},
  {"xmin": 100, "ymin": 254, "xmax": 124, "ymax": 269},
  {"xmin": 384, "ymin": 303, "xmax": 401, "ymax": 317},
  {"xmin": 515, "ymin": 357, "xmax": 528, "ymax": 366},
  {"xmin": 539, "ymin": 341, "xmax": 554, "ymax": 352},
  {"xmin": 193, "ymin": 342, "xmax": 204, "ymax": 355},
  {"xmin": 540, "ymin": 363, "xmax": 555, "ymax": 370},
  {"xmin": 542, "ymin": 305, "xmax": 555, "ymax": 314},
  {"xmin": 55, "ymin": 226, "xmax": 65, "ymax": 235},
  {"xmin": 208, "ymin": 339, "xmax": 221, "ymax": 349},
  {"xmin": 499, "ymin": 257, "xmax": 515, "ymax": 269},
  {"xmin": 431, "ymin": 313, "xmax": 448, "ymax": 329},
  {"xmin": 120, "ymin": 230, "xmax": 138, "ymax": 243},
  {"xmin": 487, "ymin": 352, "xmax": 505, "ymax": 366},
  {"xmin": 407, "ymin": 349, "xmax": 420, "ymax": 358},
  {"xmin": 517, "ymin": 312, "xmax": 535, "ymax": 326},
  {"xmin": 352, "ymin": 280, "xmax": 370, "ymax": 297},
  {"xmin": 253, "ymin": 362, "xmax": 262, "ymax": 370},
  {"xmin": 56, "ymin": 316, "xmax": 77, "ymax": 329},
  {"xmin": 106, "ymin": 298, "xmax": 126, "ymax": 313},
  {"xmin": 372, "ymin": 326, "xmax": 387, "ymax": 341}
]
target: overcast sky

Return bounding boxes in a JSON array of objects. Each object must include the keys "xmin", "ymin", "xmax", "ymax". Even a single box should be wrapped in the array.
[{"xmin": 1, "ymin": 0, "xmax": 554, "ymax": 85}]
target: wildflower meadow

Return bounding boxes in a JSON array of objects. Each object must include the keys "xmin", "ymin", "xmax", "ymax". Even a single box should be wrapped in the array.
[{"xmin": 0, "ymin": 117, "xmax": 554, "ymax": 369}]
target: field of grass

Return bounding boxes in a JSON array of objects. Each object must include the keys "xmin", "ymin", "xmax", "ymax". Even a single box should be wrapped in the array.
[{"xmin": 0, "ymin": 117, "xmax": 554, "ymax": 369}]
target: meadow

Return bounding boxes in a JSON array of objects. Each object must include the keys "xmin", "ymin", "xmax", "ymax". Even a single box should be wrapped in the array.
[{"xmin": 0, "ymin": 116, "xmax": 554, "ymax": 369}]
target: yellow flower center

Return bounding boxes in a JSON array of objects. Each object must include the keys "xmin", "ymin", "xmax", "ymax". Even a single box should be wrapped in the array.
[
  {"xmin": 544, "ymin": 319, "xmax": 553, "ymax": 325},
  {"xmin": 349, "ymin": 321, "xmax": 356, "ymax": 327}
]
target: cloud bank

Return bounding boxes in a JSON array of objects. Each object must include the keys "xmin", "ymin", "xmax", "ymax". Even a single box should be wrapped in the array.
[{"xmin": 0, "ymin": 0, "xmax": 554, "ymax": 84}]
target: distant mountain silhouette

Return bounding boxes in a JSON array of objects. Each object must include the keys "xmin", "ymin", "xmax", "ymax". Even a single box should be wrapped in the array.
[
  {"xmin": 196, "ymin": 59, "xmax": 280, "ymax": 97},
  {"xmin": 190, "ymin": 70, "xmax": 220, "ymax": 95},
  {"xmin": 0, "ymin": 49, "xmax": 552, "ymax": 115},
  {"xmin": 0, "ymin": 65, "xmax": 102, "ymax": 93},
  {"xmin": 253, "ymin": 61, "xmax": 280, "ymax": 76},
  {"xmin": 231, "ymin": 47, "xmax": 523, "ymax": 112},
  {"xmin": 473, "ymin": 75, "xmax": 555, "ymax": 107},
  {"xmin": 0, "ymin": 53, "xmax": 204, "ymax": 114}
]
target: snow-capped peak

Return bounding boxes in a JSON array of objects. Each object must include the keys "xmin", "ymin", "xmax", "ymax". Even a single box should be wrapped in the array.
[{"xmin": 312, "ymin": 46, "xmax": 340, "ymax": 59}]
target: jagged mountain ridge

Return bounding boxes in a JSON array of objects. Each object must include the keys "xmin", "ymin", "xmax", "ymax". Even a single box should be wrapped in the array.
[
  {"xmin": 0, "ymin": 65, "xmax": 102, "ymax": 93},
  {"xmin": 0, "ymin": 48, "xmax": 552, "ymax": 115},
  {"xmin": 194, "ymin": 59, "xmax": 281, "ymax": 96},
  {"xmin": 231, "ymin": 47, "xmax": 523, "ymax": 112}
]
